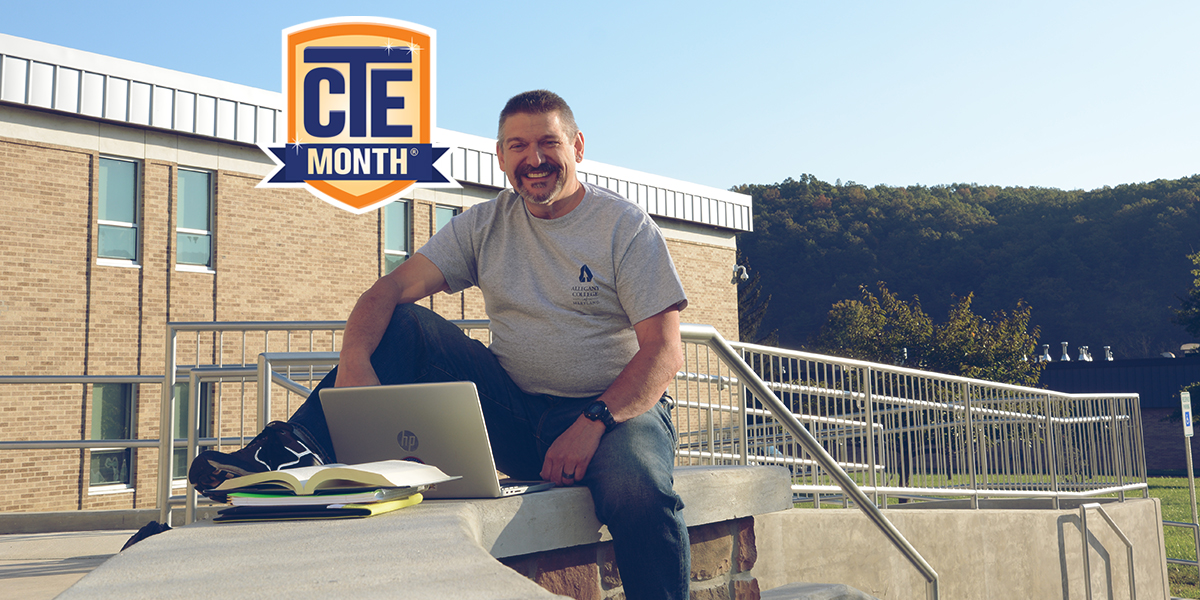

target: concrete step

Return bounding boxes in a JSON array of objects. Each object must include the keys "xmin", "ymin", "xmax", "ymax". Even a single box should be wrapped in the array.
[{"xmin": 761, "ymin": 582, "xmax": 880, "ymax": 600}]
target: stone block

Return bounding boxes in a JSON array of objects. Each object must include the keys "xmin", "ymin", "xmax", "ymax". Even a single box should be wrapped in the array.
[
  {"xmin": 690, "ymin": 521, "xmax": 734, "ymax": 581},
  {"xmin": 733, "ymin": 578, "xmax": 761, "ymax": 600},
  {"xmin": 736, "ymin": 517, "xmax": 757, "ymax": 572},
  {"xmin": 600, "ymin": 543, "xmax": 622, "ymax": 590},
  {"xmin": 690, "ymin": 581, "xmax": 731, "ymax": 600},
  {"xmin": 533, "ymin": 544, "xmax": 600, "ymax": 600}
]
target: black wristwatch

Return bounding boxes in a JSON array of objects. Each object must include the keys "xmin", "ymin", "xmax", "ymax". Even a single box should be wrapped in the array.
[{"xmin": 583, "ymin": 400, "xmax": 616, "ymax": 432}]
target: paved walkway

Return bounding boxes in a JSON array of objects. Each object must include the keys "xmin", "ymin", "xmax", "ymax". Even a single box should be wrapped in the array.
[{"xmin": 0, "ymin": 530, "xmax": 133, "ymax": 600}]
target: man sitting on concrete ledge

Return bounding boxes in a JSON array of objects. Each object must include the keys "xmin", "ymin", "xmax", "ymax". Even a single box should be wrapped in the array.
[{"xmin": 189, "ymin": 90, "xmax": 692, "ymax": 600}]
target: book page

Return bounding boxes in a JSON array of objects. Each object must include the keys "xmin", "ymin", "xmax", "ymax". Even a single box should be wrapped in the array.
[
  {"xmin": 308, "ymin": 460, "xmax": 454, "ymax": 492},
  {"xmin": 213, "ymin": 460, "xmax": 454, "ymax": 495},
  {"xmin": 212, "ymin": 463, "xmax": 349, "ymax": 494}
]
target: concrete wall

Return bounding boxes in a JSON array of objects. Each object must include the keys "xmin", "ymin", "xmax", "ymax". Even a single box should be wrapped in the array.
[{"xmin": 754, "ymin": 498, "xmax": 1169, "ymax": 600}]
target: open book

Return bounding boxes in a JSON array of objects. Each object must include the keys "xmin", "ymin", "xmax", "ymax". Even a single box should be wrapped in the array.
[{"xmin": 210, "ymin": 459, "xmax": 458, "ymax": 496}]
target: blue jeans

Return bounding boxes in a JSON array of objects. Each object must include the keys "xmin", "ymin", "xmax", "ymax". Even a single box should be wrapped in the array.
[{"xmin": 289, "ymin": 304, "xmax": 690, "ymax": 600}]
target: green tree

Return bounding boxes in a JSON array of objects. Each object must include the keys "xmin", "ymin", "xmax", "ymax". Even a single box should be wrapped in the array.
[
  {"xmin": 811, "ymin": 282, "xmax": 1045, "ymax": 386},
  {"xmin": 1173, "ymin": 250, "xmax": 1200, "ymax": 339},
  {"xmin": 736, "ymin": 174, "xmax": 1200, "ymax": 358}
]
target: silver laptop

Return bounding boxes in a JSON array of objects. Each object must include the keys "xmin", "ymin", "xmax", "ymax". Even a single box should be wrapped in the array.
[{"xmin": 319, "ymin": 381, "xmax": 553, "ymax": 499}]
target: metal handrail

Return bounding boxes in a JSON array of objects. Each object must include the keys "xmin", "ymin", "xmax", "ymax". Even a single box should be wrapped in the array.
[
  {"xmin": 680, "ymin": 323, "xmax": 940, "ymax": 599},
  {"xmin": 1162, "ymin": 520, "xmax": 1200, "ymax": 568},
  {"xmin": 727, "ymin": 338, "xmax": 1145, "ymax": 509},
  {"xmin": 1079, "ymin": 502, "xmax": 1135, "ymax": 599}
]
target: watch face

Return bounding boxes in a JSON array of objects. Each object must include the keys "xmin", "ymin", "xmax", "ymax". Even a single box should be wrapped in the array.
[{"xmin": 584, "ymin": 401, "xmax": 613, "ymax": 429}]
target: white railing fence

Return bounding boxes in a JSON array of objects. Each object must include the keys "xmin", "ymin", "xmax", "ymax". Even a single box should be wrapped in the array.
[{"xmin": 672, "ymin": 334, "xmax": 1144, "ymax": 509}]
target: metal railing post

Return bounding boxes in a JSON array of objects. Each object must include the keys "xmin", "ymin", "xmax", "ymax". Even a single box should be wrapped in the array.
[
  {"xmin": 1110, "ymin": 397, "xmax": 1125, "ymax": 502},
  {"xmin": 738, "ymin": 357, "xmax": 750, "ymax": 466},
  {"xmin": 1044, "ymin": 393, "xmax": 1060, "ymax": 509},
  {"xmin": 158, "ymin": 325, "xmax": 178, "ymax": 526},
  {"xmin": 963, "ymin": 382, "xmax": 978, "ymax": 510},
  {"xmin": 184, "ymin": 369, "xmax": 202, "ymax": 524},
  {"xmin": 256, "ymin": 353, "xmax": 271, "ymax": 432},
  {"xmin": 865, "ymin": 366, "xmax": 878, "ymax": 507}
]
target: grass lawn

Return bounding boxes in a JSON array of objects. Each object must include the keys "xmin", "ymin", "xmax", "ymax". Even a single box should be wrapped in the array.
[{"xmin": 1149, "ymin": 477, "xmax": 1200, "ymax": 599}]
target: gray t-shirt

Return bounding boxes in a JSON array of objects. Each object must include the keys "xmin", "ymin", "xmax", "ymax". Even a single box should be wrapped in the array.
[{"xmin": 417, "ymin": 182, "xmax": 687, "ymax": 397}]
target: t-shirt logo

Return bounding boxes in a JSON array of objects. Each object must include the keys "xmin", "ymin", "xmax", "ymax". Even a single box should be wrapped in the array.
[{"xmin": 572, "ymin": 264, "xmax": 600, "ymax": 307}]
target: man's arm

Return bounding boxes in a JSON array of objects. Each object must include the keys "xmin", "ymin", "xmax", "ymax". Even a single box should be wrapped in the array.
[
  {"xmin": 539, "ymin": 306, "xmax": 684, "ymax": 486},
  {"xmin": 334, "ymin": 254, "xmax": 449, "ymax": 388}
]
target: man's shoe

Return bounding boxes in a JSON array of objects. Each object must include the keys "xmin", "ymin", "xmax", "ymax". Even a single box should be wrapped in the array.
[{"xmin": 188, "ymin": 421, "xmax": 331, "ymax": 493}]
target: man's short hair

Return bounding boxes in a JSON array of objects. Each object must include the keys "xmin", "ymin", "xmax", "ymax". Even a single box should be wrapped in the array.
[{"xmin": 497, "ymin": 90, "xmax": 579, "ymax": 140}]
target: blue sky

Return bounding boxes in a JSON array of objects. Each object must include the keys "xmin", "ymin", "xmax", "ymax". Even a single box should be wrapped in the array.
[{"xmin": 4, "ymin": 1, "xmax": 1197, "ymax": 192}]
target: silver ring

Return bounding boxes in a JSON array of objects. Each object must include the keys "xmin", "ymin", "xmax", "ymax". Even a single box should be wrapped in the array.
[{"xmin": 561, "ymin": 471, "xmax": 575, "ymax": 479}]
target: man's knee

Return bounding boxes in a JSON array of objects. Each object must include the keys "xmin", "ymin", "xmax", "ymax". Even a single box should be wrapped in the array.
[
  {"xmin": 387, "ymin": 303, "xmax": 437, "ymax": 330},
  {"xmin": 588, "ymin": 419, "xmax": 680, "ymax": 524}
]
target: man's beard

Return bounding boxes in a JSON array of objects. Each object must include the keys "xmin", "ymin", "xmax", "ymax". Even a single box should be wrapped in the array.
[{"xmin": 517, "ymin": 163, "xmax": 566, "ymax": 205}]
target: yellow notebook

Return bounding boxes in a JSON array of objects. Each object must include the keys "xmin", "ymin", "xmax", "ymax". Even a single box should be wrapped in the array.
[{"xmin": 213, "ymin": 493, "xmax": 423, "ymax": 523}]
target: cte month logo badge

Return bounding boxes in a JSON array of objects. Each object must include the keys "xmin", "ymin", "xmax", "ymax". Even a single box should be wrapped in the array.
[{"xmin": 260, "ymin": 17, "xmax": 456, "ymax": 214}]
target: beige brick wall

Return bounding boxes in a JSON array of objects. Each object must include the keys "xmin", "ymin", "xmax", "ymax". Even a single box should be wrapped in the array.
[
  {"xmin": 1, "ymin": 139, "xmax": 93, "ymax": 512},
  {"xmin": 671, "ymin": 239, "xmax": 738, "ymax": 342},
  {"xmin": 0, "ymin": 128, "xmax": 741, "ymax": 513}
]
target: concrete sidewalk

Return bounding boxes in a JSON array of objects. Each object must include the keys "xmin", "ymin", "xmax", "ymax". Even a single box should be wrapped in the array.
[{"xmin": 0, "ymin": 530, "xmax": 134, "ymax": 600}]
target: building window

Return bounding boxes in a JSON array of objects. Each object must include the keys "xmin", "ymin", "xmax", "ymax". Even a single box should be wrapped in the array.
[
  {"xmin": 435, "ymin": 205, "xmax": 458, "ymax": 233},
  {"xmin": 172, "ymin": 383, "xmax": 211, "ymax": 481},
  {"xmin": 90, "ymin": 383, "xmax": 134, "ymax": 487},
  {"xmin": 97, "ymin": 157, "xmax": 139, "ymax": 263},
  {"xmin": 384, "ymin": 200, "xmax": 410, "ymax": 274},
  {"xmin": 177, "ymin": 169, "xmax": 213, "ymax": 269}
]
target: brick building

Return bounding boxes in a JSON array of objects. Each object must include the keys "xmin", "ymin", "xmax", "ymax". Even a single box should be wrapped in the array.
[
  {"xmin": 0, "ymin": 34, "xmax": 752, "ymax": 512},
  {"xmin": 1040, "ymin": 354, "xmax": 1200, "ymax": 472}
]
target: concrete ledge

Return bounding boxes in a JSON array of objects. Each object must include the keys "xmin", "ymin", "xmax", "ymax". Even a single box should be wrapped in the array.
[
  {"xmin": 58, "ymin": 465, "xmax": 791, "ymax": 599},
  {"xmin": 475, "ymin": 464, "xmax": 792, "ymax": 558}
]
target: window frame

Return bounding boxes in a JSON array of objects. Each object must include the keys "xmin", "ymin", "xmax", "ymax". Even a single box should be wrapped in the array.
[
  {"xmin": 383, "ymin": 200, "xmax": 411, "ymax": 274},
  {"xmin": 88, "ymin": 383, "xmax": 136, "ymax": 493},
  {"xmin": 434, "ymin": 204, "xmax": 459, "ymax": 234},
  {"xmin": 175, "ymin": 167, "xmax": 215, "ymax": 272},
  {"xmin": 96, "ymin": 156, "xmax": 141, "ymax": 268}
]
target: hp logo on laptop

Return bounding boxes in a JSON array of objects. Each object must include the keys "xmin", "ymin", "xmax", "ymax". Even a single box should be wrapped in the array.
[{"xmin": 397, "ymin": 430, "xmax": 419, "ymax": 452}]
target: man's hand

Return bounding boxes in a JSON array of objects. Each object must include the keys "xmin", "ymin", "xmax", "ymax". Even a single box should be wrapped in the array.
[{"xmin": 540, "ymin": 416, "xmax": 605, "ymax": 486}]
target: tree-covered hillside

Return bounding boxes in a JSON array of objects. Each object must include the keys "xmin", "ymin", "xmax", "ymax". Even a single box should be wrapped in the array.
[{"xmin": 735, "ymin": 174, "xmax": 1200, "ymax": 358}]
